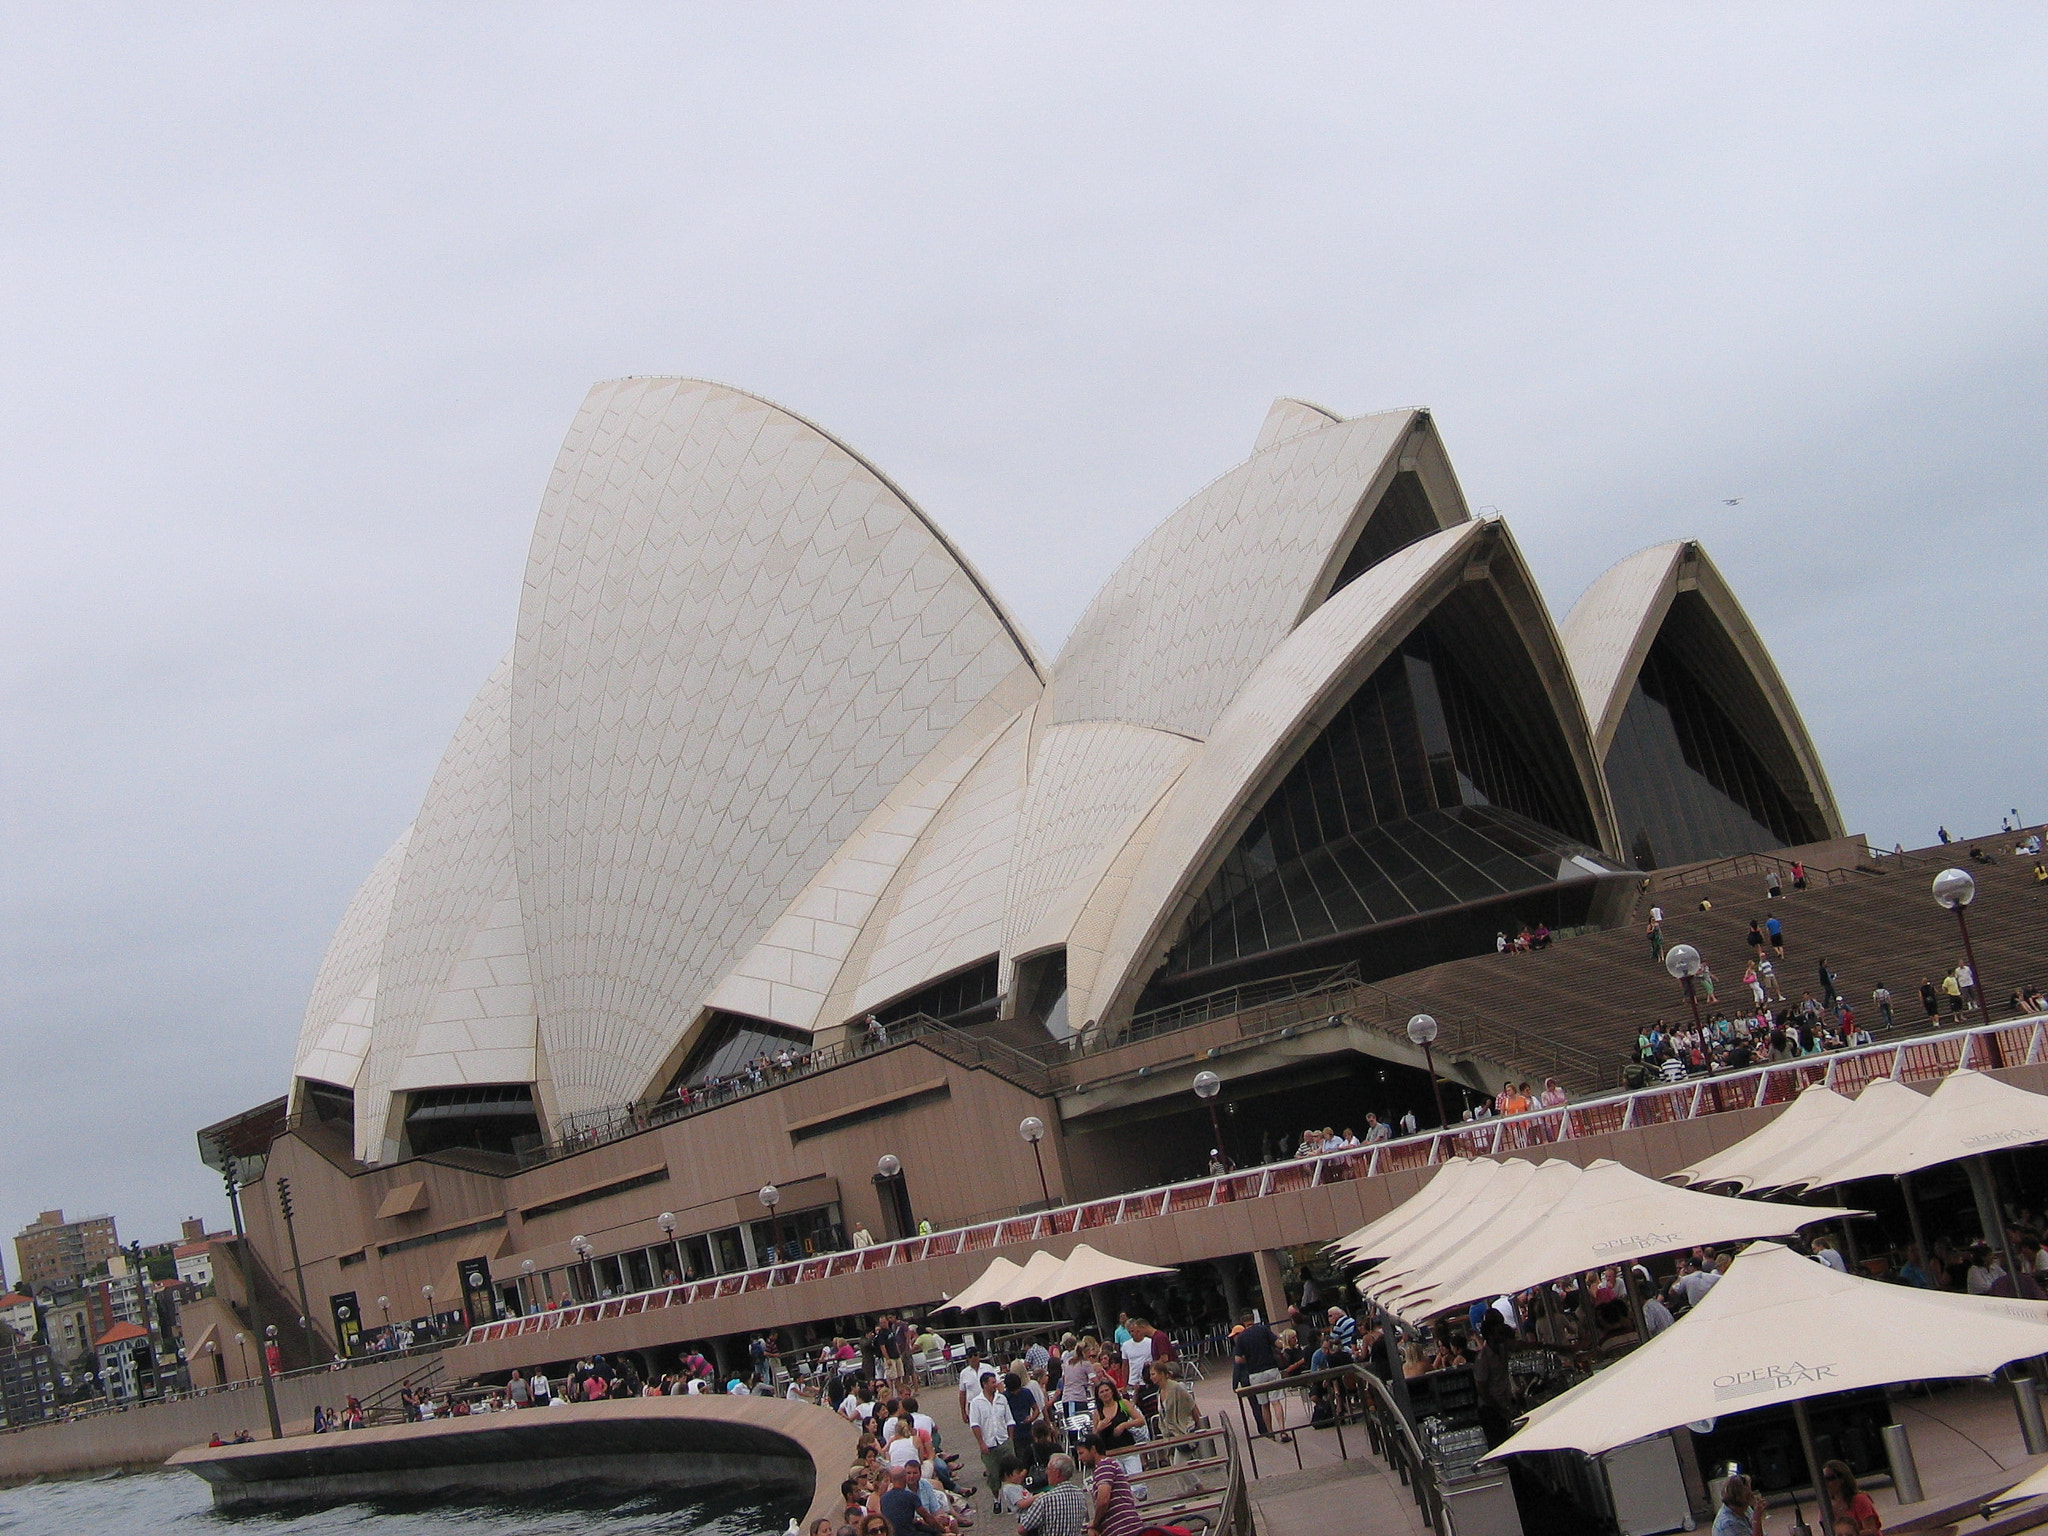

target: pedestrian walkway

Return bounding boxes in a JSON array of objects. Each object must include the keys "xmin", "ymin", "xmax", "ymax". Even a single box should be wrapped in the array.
[{"xmin": 1186, "ymin": 1367, "xmax": 1433, "ymax": 1536}]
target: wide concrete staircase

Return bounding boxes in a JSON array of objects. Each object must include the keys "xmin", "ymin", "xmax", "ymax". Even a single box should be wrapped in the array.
[{"xmin": 1386, "ymin": 833, "xmax": 2048, "ymax": 1092}]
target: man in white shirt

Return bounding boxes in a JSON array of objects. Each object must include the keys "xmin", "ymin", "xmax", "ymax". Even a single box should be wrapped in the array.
[
  {"xmin": 967, "ymin": 1372, "xmax": 1015, "ymax": 1507},
  {"xmin": 1120, "ymin": 1320, "xmax": 1155, "ymax": 1380},
  {"xmin": 528, "ymin": 1370, "xmax": 552, "ymax": 1406},
  {"xmin": 1812, "ymin": 1238, "xmax": 1848, "ymax": 1274},
  {"xmin": 1642, "ymin": 1292, "xmax": 1675, "ymax": 1336},
  {"xmin": 1399, "ymin": 1110, "xmax": 1419, "ymax": 1137},
  {"xmin": 956, "ymin": 1348, "xmax": 989, "ymax": 1422},
  {"xmin": 1675, "ymin": 1260, "xmax": 1719, "ymax": 1308}
]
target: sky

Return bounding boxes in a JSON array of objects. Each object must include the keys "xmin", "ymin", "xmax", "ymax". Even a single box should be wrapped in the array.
[{"xmin": 3, "ymin": 5, "xmax": 2044, "ymax": 1251}]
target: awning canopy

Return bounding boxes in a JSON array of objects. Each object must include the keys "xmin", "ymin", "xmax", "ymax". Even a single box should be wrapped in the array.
[
  {"xmin": 934, "ymin": 1256, "xmax": 1022, "ymax": 1313},
  {"xmin": 1037, "ymin": 1243, "xmax": 1173, "ymax": 1298},
  {"xmin": 994, "ymin": 1249, "xmax": 1073, "ymax": 1307},
  {"xmin": 1490, "ymin": 1241, "xmax": 2048, "ymax": 1462},
  {"xmin": 1800, "ymin": 1070, "xmax": 2048, "ymax": 1188},
  {"xmin": 1666, "ymin": 1082, "xmax": 1853, "ymax": 1192},
  {"xmin": 1333, "ymin": 1157, "xmax": 1858, "ymax": 1324}
]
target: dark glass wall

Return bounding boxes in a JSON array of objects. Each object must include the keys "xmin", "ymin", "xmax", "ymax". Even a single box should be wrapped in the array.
[
  {"xmin": 875, "ymin": 957, "xmax": 1000, "ymax": 1028},
  {"xmin": 1329, "ymin": 470, "xmax": 1442, "ymax": 595},
  {"xmin": 1604, "ymin": 635, "xmax": 1819, "ymax": 870},
  {"xmin": 1160, "ymin": 626, "xmax": 1611, "ymax": 983},
  {"xmin": 670, "ymin": 1013, "xmax": 811, "ymax": 1088},
  {"xmin": 403, "ymin": 1084, "xmax": 540, "ymax": 1157}
]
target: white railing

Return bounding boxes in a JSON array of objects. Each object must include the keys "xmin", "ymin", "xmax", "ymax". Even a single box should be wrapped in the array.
[{"xmin": 463, "ymin": 1014, "xmax": 2048, "ymax": 1348}]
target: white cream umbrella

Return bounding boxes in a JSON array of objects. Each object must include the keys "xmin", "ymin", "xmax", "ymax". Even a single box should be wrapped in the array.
[
  {"xmin": 1366, "ymin": 1159, "xmax": 1860, "ymax": 1323},
  {"xmin": 1035, "ymin": 1243, "xmax": 1173, "ymax": 1297},
  {"xmin": 1328, "ymin": 1155, "xmax": 1499, "ymax": 1265},
  {"xmin": 992, "ymin": 1248, "xmax": 1072, "ymax": 1307},
  {"xmin": 1489, "ymin": 1242, "xmax": 2048, "ymax": 1490},
  {"xmin": 1667, "ymin": 1082, "xmax": 1853, "ymax": 1192},
  {"xmin": 934, "ymin": 1256, "xmax": 1022, "ymax": 1313},
  {"xmin": 1801, "ymin": 1069, "xmax": 2048, "ymax": 1187},
  {"xmin": 1354, "ymin": 1158, "xmax": 1557, "ymax": 1299},
  {"xmin": 1754, "ymin": 1077, "xmax": 1929, "ymax": 1194}
]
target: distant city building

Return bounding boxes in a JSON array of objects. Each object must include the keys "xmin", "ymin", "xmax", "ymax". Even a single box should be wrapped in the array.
[
  {"xmin": 0, "ymin": 1291, "xmax": 37, "ymax": 1344},
  {"xmin": 91, "ymin": 1320, "xmax": 156, "ymax": 1402},
  {"xmin": 13, "ymin": 1210, "xmax": 118, "ymax": 1291},
  {"xmin": 0, "ymin": 1342, "xmax": 57, "ymax": 1427},
  {"xmin": 173, "ymin": 1239, "xmax": 220, "ymax": 1289}
]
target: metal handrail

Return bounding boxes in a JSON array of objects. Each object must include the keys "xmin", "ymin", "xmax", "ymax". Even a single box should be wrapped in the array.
[
  {"xmin": 1649, "ymin": 851, "xmax": 1874, "ymax": 893},
  {"xmin": 522, "ymin": 1013, "xmax": 1055, "ymax": 1167},
  {"xmin": 462, "ymin": 1013, "xmax": 2048, "ymax": 1349}
]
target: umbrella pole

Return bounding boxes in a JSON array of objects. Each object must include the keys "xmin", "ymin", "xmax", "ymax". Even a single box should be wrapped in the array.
[
  {"xmin": 1973, "ymin": 1155, "xmax": 2026, "ymax": 1294},
  {"xmin": 1897, "ymin": 1172, "xmax": 1930, "ymax": 1276},
  {"xmin": 1832, "ymin": 1186, "xmax": 1861, "ymax": 1269},
  {"xmin": 1619, "ymin": 1260, "xmax": 1648, "ymax": 1343},
  {"xmin": 1792, "ymin": 1398, "xmax": 1838, "ymax": 1536}
]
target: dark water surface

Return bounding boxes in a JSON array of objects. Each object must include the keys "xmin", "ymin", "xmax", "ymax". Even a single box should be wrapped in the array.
[{"xmin": 0, "ymin": 1470, "xmax": 798, "ymax": 1536}]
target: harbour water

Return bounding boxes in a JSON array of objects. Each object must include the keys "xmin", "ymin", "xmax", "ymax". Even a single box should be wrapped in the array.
[{"xmin": 0, "ymin": 1469, "xmax": 799, "ymax": 1536}]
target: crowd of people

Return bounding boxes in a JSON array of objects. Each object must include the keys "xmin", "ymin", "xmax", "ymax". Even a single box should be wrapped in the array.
[{"xmin": 799, "ymin": 1314, "xmax": 1198, "ymax": 1536}]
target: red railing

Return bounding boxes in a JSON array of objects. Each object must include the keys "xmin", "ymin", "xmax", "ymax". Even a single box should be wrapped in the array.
[{"xmin": 462, "ymin": 1014, "xmax": 2048, "ymax": 1348}]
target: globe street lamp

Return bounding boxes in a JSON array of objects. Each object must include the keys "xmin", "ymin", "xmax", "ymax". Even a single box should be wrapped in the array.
[
  {"xmin": 1018, "ymin": 1116, "xmax": 1052, "ymax": 1207},
  {"xmin": 419, "ymin": 1286, "xmax": 434, "ymax": 1336},
  {"xmin": 1192, "ymin": 1071, "xmax": 1229, "ymax": 1169},
  {"xmin": 519, "ymin": 1258, "xmax": 536, "ymax": 1313},
  {"xmin": 875, "ymin": 1154, "xmax": 906, "ymax": 1240},
  {"xmin": 1406, "ymin": 1015, "xmax": 1450, "ymax": 1130},
  {"xmin": 1934, "ymin": 868, "xmax": 1990, "ymax": 1021},
  {"xmin": 759, "ymin": 1184, "xmax": 783, "ymax": 1265},
  {"xmin": 1664, "ymin": 943, "xmax": 1706, "ymax": 1033},
  {"xmin": 233, "ymin": 1331, "xmax": 248, "ymax": 1381},
  {"xmin": 377, "ymin": 1295, "xmax": 391, "ymax": 1331},
  {"xmin": 657, "ymin": 1212, "xmax": 683, "ymax": 1285},
  {"xmin": 571, "ymin": 1236, "xmax": 596, "ymax": 1302}
]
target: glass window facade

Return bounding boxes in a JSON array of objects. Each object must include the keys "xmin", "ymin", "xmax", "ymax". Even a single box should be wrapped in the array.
[
  {"xmin": 1162, "ymin": 628, "xmax": 1610, "ymax": 980},
  {"xmin": 1604, "ymin": 635, "xmax": 1820, "ymax": 870},
  {"xmin": 403, "ymin": 1084, "xmax": 540, "ymax": 1157},
  {"xmin": 874, "ymin": 957, "xmax": 1000, "ymax": 1028},
  {"xmin": 1328, "ymin": 470, "xmax": 1442, "ymax": 597},
  {"xmin": 671, "ymin": 1013, "xmax": 811, "ymax": 1088}
]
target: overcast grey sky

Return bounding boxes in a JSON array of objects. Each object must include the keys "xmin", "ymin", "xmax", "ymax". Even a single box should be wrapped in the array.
[{"xmin": 4, "ymin": 5, "xmax": 2044, "ymax": 1248}]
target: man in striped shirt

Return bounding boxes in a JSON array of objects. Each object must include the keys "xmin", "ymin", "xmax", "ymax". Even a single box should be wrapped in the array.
[{"xmin": 1077, "ymin": 1435, "xmax": 1145, "ymax": 1536}]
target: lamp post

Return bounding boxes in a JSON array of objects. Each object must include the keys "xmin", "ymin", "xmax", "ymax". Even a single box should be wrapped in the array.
[
  {"xmin": 759, "ymin": 1184, "xmax": 783, "ymax": 1265},
  {"xmin": 377, "ymin": 1295, "xmax": 391, "ymax": 1332},
  {"xmin": 233, "ymin": 1331, "xmax": 248, "ymax": 1382},
  {"xmin": 520, "ymin": 1258, "xmax": 537, "ymax": 1313},
  {"xmin": 1405, "ymin": 1015, "xmax": 1450, "ymax": 1130},
  {"xmin": 876, "ymin": 1154, "xmax": 906, "ymax": 1240},
  {"xmin": 1018, "ymin": 1116, "xmax": 1052, "ymax": 1207},
  {"xmin": 275, "ymin": 1176, "xmax": 314, "ymax": 1362},
  {"xmin": 1934, "ymin": 868, "xmax": 1991, "ymax": 1020},
  {"xmin": 420, "ymin": 1285, "xmax": 435, "ymax": 1338},
  {"xmin": 571, "ymin": 1236, "xmax": 596, "ymax": 1302},
  {"xmin": 1192, "ymin": 1070, "xmax": 1229, "ymax": 1168},
  {"xmin": 263, "ymin": 1324, "xmax": 279, "ymax": 1388},
  {"xmin": 215, "ymin": 1140, "xmax": 283, "ymax": 1439},
  {"xmin": 657, "ymin": 1211, "xmax": 683, "ymax": 1283},
  {"xmin": 334, "ymin": 1303, "xmax": 353, "ymax": 1358},
  {"xmin": 1664, "ymin": 944, "xmax": 1706, "ymax": 1032}
]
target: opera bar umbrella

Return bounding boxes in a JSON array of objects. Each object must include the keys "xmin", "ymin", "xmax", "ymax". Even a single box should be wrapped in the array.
[
  {"xmin": 1035, "ymin": 1243, "xmax": 1173, "ymax": 1298},
  {"xmin": 1330, "ymin": 1156, "xmax": 1506, "ymax": 1266},
  {"xmin": 1799, "ymin": 1069, "xmax": 2048, "ymax": 1189},
  {"xmin": 993, "ymin": 1248, "xmax": 1073, "ymax": 1307},
  {"xmin": 1350, "ymin": 1158, "xmax": 1858, "ymax": 1324},
  {"xmin": 1667, "ymin": 1081, "xmax": 1854, "ymax": 1193},
  {"xmin": 1489, "ymin": 1241, "xmax": 2048, "ymax": 1486},
  {"xmin": 935, "ymin": 1256, "xmax": 1022, "ymax": 1313},
  {"xmin": 1735, "ymin": 1078, "xmax": 1932, "ymax": 1196}
]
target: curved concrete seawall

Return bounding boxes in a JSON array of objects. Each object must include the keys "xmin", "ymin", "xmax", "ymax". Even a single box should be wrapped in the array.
[
  {"xmin": 167, "ymin": 1396, "xmax": 858, "ymax": 1525},
  {"xmin": 0, "ymin": 1354, "xmax": 432, "ymax": 1484}
]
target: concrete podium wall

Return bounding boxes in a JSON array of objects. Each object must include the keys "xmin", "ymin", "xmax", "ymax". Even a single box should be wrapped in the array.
[{"xmin": 0, "ymin": 1354, "xmax": 428, "ymax": 1483}]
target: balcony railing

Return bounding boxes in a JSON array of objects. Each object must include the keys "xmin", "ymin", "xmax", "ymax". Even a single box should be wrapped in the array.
[{"xmin": 462, "ymin": 1012, "xmax": 2048, "ymax": 1349}]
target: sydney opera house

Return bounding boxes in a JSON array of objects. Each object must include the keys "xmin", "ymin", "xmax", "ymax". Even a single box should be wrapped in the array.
[{"xmin": 206, "ymin": 379, "xmax": 1850, "ymax": 1354}]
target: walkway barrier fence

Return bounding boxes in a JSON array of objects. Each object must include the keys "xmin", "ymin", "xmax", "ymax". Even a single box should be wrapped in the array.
[{"xmin": 465, "ymin": 1014, "xmax": 2048, "ymax": 1349}]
